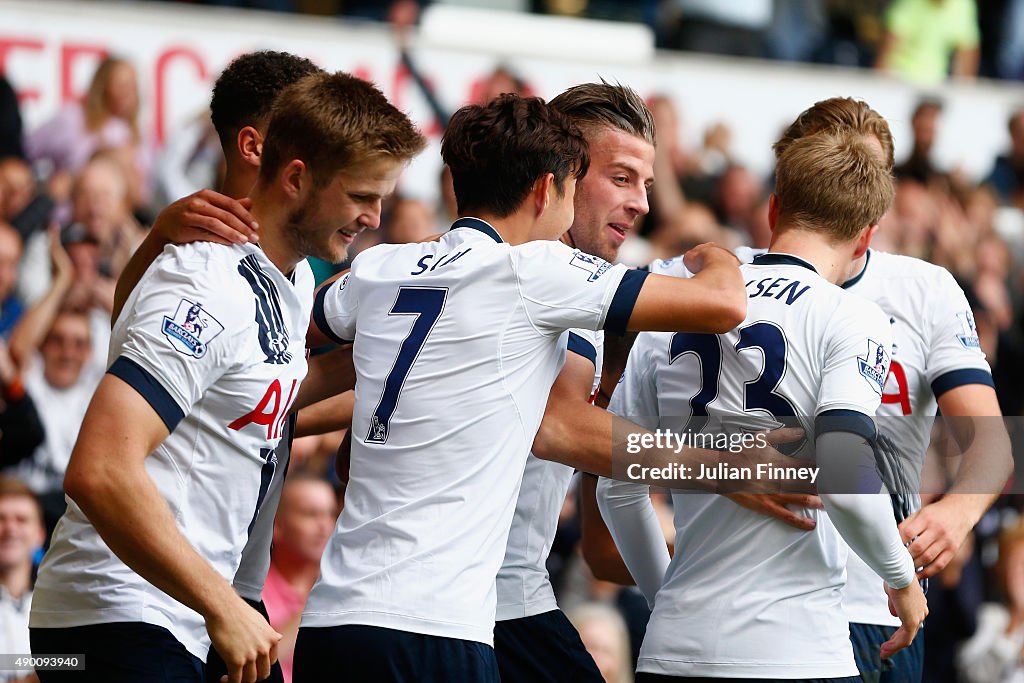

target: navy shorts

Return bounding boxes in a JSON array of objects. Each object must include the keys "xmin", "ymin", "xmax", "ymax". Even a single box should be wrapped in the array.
[
  {"xmin": 292, "ymin": 624, "xmax": 500, "ymax": 683},
  {"xmin": 493, "ymin": 609, "xmax": 603, "ymax": 683},
  {"xmin": 30, "ymin": 621, "xmax": 204, "ymax": 682},
  {"xmin": 204, "ymin": 598, "xmax": 283, "ymax": 683},
  {"xmin": 636, "ymin": 676, "xmax": 862, "ymax": 682},
  {"xmin": 849, "ymin": 621, "xmax": 924, "ymax": 683}
]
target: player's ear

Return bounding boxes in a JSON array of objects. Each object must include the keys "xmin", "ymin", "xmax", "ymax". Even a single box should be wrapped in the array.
[
  {"xmin": 852, "ymin": 224, "xmax": 879, "ymax": 259},
  {"xmin": 535, "ymin": 172, "xmax": 555, "ymax": 215},
  {"xmin": 767, "ymin": 194, "xmax": 779, "ymax": 233},
  {"xmin": 281, "ymin": 159, "xmax": 307, "ymax": 200},
  {"xmin": 237, "ymin": 126, "xmax": 263, "ymax": 169}
]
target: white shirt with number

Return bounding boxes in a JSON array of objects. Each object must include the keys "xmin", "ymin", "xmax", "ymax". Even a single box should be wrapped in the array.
[
  {"xmin": 302, "ymin": 218, "xmax": 645, "ymax": 645},
  {"xmin": 610, "ymin": 253, "xmax": 891, "ymax": 678},
  {"xmin": 31, "ymin": 242, "xmax": 312, "ymax": 661},
  {"xmin": 840, "ymin": 250, "xmax": 992, "ymax": 626},
  {"xmin": 495, "ymin": 328, "xmax": 603, "ymax": 621}
]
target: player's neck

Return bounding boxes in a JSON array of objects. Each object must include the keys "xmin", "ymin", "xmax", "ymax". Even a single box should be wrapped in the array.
[
  {"xmin": 220, "ymin": 159, "xmax": 258, "ymax": 201},
  {"xmin": 247, "ymin": 191, "xmax": 301, "ymax": 276},
  {"xmin": 768, "ymin": 229, "xmax": 855, "ymax": 285},
  {"xmin": 471, "ymin": 211, "xmax": 535, "ymax": 246}
]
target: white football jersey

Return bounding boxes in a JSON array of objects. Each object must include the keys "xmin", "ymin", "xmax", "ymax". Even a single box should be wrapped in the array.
[
  {"xmin": 31, "ymin": 242, "xmax": 312, "ymax": 661},
  {"xmin": 495, "ymin": 328, "xmax": 603, "ymax": 621},
  {"xmin": 232, "ymin": 417, "xmax": 294, "ymax": 601},
  {"xmin": 302, "ymin": 218, "xmax": 643, "ymax": 645},
  {"xmin": 840, "ymin": 250, "xmax": 992, "ymax": 626},
  {"xmin": 611, "ymin": 253, "xmax": 891, "ymax": 678}
]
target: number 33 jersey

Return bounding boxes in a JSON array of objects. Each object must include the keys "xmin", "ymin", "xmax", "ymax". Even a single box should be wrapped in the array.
[
  {"xmin": 31, "ymin": 242, "xmax": 312, "ymax": 661},
  {"xmin": 614, "ymin": 252, "xmax": 891, "ymax": 678},
  {"xmin": 304, "ymin": 218, "xmax": 643, "ymax": 645}
]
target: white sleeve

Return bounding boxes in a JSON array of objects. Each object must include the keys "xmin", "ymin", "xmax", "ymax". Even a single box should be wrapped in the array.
[
  {"xmin": 512, "ymin": 241, "xmax": 649, "ymax": 336},
  {"xmin": 596, "ymin": 476, "xmax": 670, "ymax": 609},
  {"xmin": 925, "ymin": 268, "xmax": 993, "ymax": 396},
  {"xmin": 599, "ymin": 334, "xmax": 671, "ymax": 608},
  {"xmin": 312, "ymin": 271, "xmax": 358, "ymax": 344},
  {"xmin": 816, "ymin": 298, "xmax": 892, "ymax": 424},
  {"xmin": 817, "ymin": 432, "xmax": 916, "ymax": 589},
  {"xmin": 108, "ymin": 248, "xmax": 250, "ymax": 431}
]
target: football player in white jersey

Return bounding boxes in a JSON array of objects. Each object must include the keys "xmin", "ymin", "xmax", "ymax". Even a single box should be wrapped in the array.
[
  {"xmin": 29, "ymin": 72, "xmax": 425, "ymax": 683},
  {"xmin": 739, "ymin": 97, "xmax": 1012, "ymax": 682},
  {"xmin": 293, "ymin": 93, "xmax": 778, "ymax": 682},
  {"xmin": 110, "ymin": 50, "xmax": 325, "ymax": 683},
  {"xmin": 597, "ymin": 129, "xmax": 928, "ymax": 680},
  {"xmin": 491, "ymin": 81, "xmax": 657, "ymax": 683}
]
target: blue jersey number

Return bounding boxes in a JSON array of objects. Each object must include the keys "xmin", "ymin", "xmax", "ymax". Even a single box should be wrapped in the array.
[
  {"xmin": 367, "ymin": 287, "xmax": 448, "ymax": 444},
  {"xmin": 669, "ymin": 322, "xmax": 797, "ymax": 442}
]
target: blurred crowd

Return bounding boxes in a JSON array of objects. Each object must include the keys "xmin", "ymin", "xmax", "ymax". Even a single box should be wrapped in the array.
[
  {"xmin": 2, "ymin": 10, "xmax": 1024, "ymax": 682},
  {"xmin": 138, "ymin": 0, "xmax": 1024, "ymax": 85}
]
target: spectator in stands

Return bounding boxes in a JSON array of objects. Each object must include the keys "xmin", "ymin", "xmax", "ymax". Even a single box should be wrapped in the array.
[
  {"xmin": 0, "ymin": 222, "xmax": 23, "ymax": 339},
  {"xmin": 875, "ymin": 0, "xmax": 980, "ymax": 84},
  {"xmin": 68, "ymin": 154, "xmax": 144, "ymax": 281},
  {"xmin": 957, "ymin": 522, "xmax": 1024, "ymax": 682},
  {"xmin": 895, "ymin": 98, "xmax": 945, "ymax": 184},
  {"xmin": 0, "ymin": 75, "xmax": 23, "ymax": 161},
  {"xmin": 0, "ymin": 476, "xmax": 44, "ymax": 683},
  {"xmin": 382, "ymin": 197, "xmax": 435, "ymax": 245},
  {"xmin": 567, "ymin": 602, "xmax": 635, "ymax": 683},
  {"xmin": 986, "ymin": 108, "xmax": 1024, "ymax": 206},
  {"xmin": 263, "ymin": 475, "xmax": 339, "ymax": 683},
  {"xmin": 0, "ymin": 158, "xmax": 43, "ymax": 240},
  {"xmin": 0, "ymin": 339, "xmax": 44, "ymax": 472},
  {"xmin": 6, "ymin": 232, "xmax": 97, "ymax": 532},
  {"xmin": 26, "ymin": 56, "xmax": 152, "ymax": 209}
]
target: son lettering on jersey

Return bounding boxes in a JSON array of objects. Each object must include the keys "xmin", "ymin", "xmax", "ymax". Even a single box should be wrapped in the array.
[
  {"xmin": 410, "ymin": 248, "xmax": 472, "ymax": 276},
  {"xmin": 228, "ymin": 378, "xmax": 298, "ymax": 440},
  {"xmin": 744, "ymin": 277, "xmax": 811, "ymax": 306}
]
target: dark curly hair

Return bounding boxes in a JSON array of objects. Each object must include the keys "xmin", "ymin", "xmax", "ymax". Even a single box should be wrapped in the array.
[
  {"xmin": 210, "ymin": 50, "xmax": 322, "ymax": 148},
  {"xmin": 441, "ymin": 94, "xmax": 590, "ymax": 218}
]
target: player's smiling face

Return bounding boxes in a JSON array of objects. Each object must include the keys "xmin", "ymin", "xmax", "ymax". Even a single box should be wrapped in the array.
[
  {"xmin": 568, "ymin": 126, "xmax": 654, "ymax": 262},
  {"xmin": 289, "ymin": 157, "xmax": 406, "ymax": 264}
]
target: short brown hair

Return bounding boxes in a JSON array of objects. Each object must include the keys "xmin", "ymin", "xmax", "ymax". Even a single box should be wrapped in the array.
[
  {"xmin": 549, "ymin": 81, "xmax": 656, "ymax": 147},
  {"xmin": 774, "ymin": 97, "xmax": 894, "ymax": 171},
  {"xmin": 0, "ymin": 476, "xmax": 43, "ymax": 522},
  {"xmin": 442, "ymin": 94, "xmax": 590, "ymax": 218},
  {"xmin": 259, "ymin": 71, "xmax": 426, "ymax": 189},
  {"xmin": 774, "ymin": 130, "xmax": 894, "ymax": 242}
]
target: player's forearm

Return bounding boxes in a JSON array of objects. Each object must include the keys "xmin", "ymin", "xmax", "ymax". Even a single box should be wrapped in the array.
[
  {"xmin": 113, "ymin": 231, "xmax": 168, "ymax": 325},
  {"xmin": 295, "ymin": 391, "xmax": 354, "ymax": 439},
  {"xmin": 817, "ymin": 432, "xmax": 915, "ymax": 588},
  {"xmin": 579, "ymin": 473, "xmax": 637, "ymax": 585},
  {"xmin": 628, "ymin": 270, "xmax": 745, "ymax": 334},
  {"xmin": 595, "ymin": 476, "xmax": 670, "ymax": 607},
  {"xmin": 292, "ymin": 347, "xmax": 355, "ymax": 412},
  {"xmin": 66, "ymin": 450, "xmax": 239, "ymax": 621}
]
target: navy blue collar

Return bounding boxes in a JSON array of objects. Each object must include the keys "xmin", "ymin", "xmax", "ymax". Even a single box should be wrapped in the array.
[
  {"xmin": 449, "ymin": 217, "xmax": 503, "ymax": 244},
  {"xmin": 841, "ymin": 249, "xmax": 871, "ymax": 289},
  {"xmin": 750, "ymin": 252, "xmax": 818, "ymax": 274}
]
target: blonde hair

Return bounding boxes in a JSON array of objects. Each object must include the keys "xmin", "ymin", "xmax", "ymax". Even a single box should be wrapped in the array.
[
  {"xmin": 83, "ymin": 57, "xmax": 139, "ymax": 141},
  {"xmin": 774, "ymin": 129, "xmax": 894, "ymax": 243},
  {"xmin": 774, "ymin": 97, "xmax": 894, "ymax": 171}
]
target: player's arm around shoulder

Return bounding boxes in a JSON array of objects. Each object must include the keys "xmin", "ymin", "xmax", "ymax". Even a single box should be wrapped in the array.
[{"xmin": 628, "ymin": 243, "xmax": 745, "ymax": 334}]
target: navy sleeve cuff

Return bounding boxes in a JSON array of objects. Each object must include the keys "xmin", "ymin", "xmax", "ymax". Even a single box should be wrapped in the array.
[
  {"xmin": 815, "ymin": 408, "xmax": 877, "ymax": 442},
  {"xmin": 108, "ymin": 356, "xmax": 185, "ymax": 433},
  {"xmin": 567, "ymin": 332, "xmax": 597, "ymax": 368},
  {"xmin": 930, "ymin": 368, "xmax": 994, "ymax": 398},
  {"xmin": 313, "ymin": 283, "xmax": 350, "ymax": 346},
  {"xmin": 604, "ymin": 269, "xmax": 649, "ymax": 336}
]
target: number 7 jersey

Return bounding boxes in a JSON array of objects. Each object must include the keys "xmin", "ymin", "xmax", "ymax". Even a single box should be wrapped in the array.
[{"xmin": 304, "ymin": 218, "xmax": 645, "ymax": 645}]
